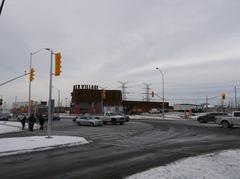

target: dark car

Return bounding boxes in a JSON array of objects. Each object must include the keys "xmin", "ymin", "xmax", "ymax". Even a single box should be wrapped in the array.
[{"xmin": 197, "ymin": 112, "xmax": 227, "ymax": 123}]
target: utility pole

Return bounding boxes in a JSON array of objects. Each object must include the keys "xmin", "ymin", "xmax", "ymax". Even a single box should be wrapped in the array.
[
  {"xmin": 235, "ymin": 86, "xmax": 237, "ymax": 110},
  {"xmin": 65, "ymin": 97, "xmax": 68, "ymax": 108},
  {"xmin": 143, "ymin": 83, "xmax": 151, "ymax": 102},
  {"xmin": 206, "ymin": 95, "xmax": 208, "ymax": 113},
  {"xmin": 156, "ymin": 67, "xmax": 165, "ymax": 119},
  {"xmin": 143, "ymin": 83, "xmax": 151, "ymax": 112},
  {"xmin": 119, "ymin": 81, "xmax": 128, "ymax": 101}
]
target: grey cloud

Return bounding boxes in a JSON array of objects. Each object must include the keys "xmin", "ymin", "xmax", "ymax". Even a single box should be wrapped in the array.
[{"xmin": 1, "ymin": 0, "xmax": 240, "ymax": 106}]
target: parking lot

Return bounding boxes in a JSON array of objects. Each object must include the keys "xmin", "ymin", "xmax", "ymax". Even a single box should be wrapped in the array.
[{"xmin": 1, "ymin": 117, "xmax": 240, "ymax": 179}]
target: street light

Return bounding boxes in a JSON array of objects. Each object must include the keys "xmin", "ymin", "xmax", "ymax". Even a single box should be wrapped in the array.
[
  {"xmin": 28, "ymin": 48, "xmax": 50, "ymax": 118},
  {"xmin": 156, "ymin": 67, "xmax": 165, "ymax": 119}
]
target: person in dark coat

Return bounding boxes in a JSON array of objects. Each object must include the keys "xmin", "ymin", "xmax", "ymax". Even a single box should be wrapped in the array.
[
  {"xmin": 28, "ymin": 114, "xmax": 36, "ymax": 131},
  {"xmin": 21, "ymin": 116, "xmax": 26, "ymax": 130},
  {"xmin": 38, "ymin": 114, "xmax": 45, "ymax": 131}
]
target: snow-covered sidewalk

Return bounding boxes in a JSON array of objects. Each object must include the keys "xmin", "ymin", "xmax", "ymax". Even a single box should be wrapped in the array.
[
  {"xmin": 0, "ymin": 121, "xmax": 39, "ymax": 134},
  {"xmin": 127, "ymin": 149, "xmax": 240, "ymax": 179},
  {"xmin": 0, "ymin": 135, "xmax": 89, "ymax": 156}
]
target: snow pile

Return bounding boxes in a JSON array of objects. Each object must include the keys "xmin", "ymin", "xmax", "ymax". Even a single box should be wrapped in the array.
[
  {"xmin": 0, "ymin": 121, "xmax": 39, "ymax": 134},
  {"xmin": 127, "ymin": 150, "xmax": 240, "ymax": 179},
  {"xmin": 0, "ymin": 136, "xmax": 89, "ymax": 156}
]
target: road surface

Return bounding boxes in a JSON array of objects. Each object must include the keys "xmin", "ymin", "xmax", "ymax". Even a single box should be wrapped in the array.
[{"xmin": 1, "ymin": 118, "xmax": 240, "ymax": 179}]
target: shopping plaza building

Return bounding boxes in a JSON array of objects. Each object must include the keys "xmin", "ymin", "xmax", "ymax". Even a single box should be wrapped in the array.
[{"xmin": 71, "ymin": 84, "xmax": 169, "ymax": 114}]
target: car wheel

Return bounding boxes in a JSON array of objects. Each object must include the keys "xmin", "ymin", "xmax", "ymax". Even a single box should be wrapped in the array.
[
  {"xmin": 112, "ymin": 119, "xmax": 117, "ymax": 125},
  {"xmin": 221, "ymin": 121, "xmax": 230, "ymax": 128},
  {"xmin": 199, "ymin": 118, "xmax": 204, "ymax": 123},
  {"xmin": 90, "ymin": 123, "xmax": 94, "ymax": 127},
  {"xmin": 103, "ymin": 121, "xmax": 107, "ymax": 125},
  {"xmin": 120, "ymin": 122, "xmax": 124, "ymax": 125}
]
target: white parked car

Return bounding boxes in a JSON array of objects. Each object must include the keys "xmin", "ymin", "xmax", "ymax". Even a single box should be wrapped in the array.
[
  {"xmin": 75, "ymin": 115, "xmax": 103, "ymax": 127},
  {"xmin": 100, "ymin": 112, "xmax": 125, "ymax": 125},
  {"xmin": 216, "ymin": 111, "xmax": 240, "ymax": 128}
]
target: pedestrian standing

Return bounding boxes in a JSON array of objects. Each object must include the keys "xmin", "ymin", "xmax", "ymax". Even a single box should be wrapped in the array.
[
  {"xmin": 38, "ymin": 114, "xmax": 45, "ymax": 131},
  {"xmin": 21, "ymin": 116, "xmax": 26, "ymax": 130},
  {"xmin": 29, "ymin": 114, "xmax": 36, "ymax": 132}
]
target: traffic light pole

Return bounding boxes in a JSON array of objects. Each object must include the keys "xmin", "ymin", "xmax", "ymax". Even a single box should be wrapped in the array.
[
  {"xmin": 47, "ymin": 50, "xmax": 53, "ymax": 138},
  {"xmin": 28, "ymin": 53, "xmax": 33, "ymax": 118}
]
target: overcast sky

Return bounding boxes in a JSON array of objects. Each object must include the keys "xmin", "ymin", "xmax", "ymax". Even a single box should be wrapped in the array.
[{"xmin": 1, "ymin": 0, "xmax": 240, "ymax": 107}]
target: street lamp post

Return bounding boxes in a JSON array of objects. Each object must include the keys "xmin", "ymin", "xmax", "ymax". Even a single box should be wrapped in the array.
[
  {"xmin": 156, "ymin": 67, "xmax": 165, "ymax": 119},
  {"xmin": 28, "ymin": 48, "xmax": 50, "ymax": 118}
]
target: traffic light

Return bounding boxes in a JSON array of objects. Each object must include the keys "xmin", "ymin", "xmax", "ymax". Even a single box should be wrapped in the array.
[
  {"xmin": 55, "ymin": 52, "xmax": 62, "ymax": 76},
  {"xmin": 0, "ymin": 99, "xmax": 2, "ymax": 105},
  {"xmin": 102, "ymin": 90, "xmax": 106, "ymax": 99},
  {"xmin": 151, "ymin": 91, "xmax": 154, "ymax": 97},
  {"xmin": 222, "ymin": 93, "xmax": 226, "ymax": 100},
  {"xmin": 29, "ymin": 68, "xmax": 35, "ymax": 82}
]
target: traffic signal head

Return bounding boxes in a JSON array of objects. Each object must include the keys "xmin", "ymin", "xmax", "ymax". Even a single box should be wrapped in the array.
[
  {"xmin": 222, "ymin": 93, "xmax": 226, "ymax": 100},
  {"xmin": 55, "ymin": 52, "xmax": 62, "ymax": 76},
  {"xmin": 151, "ymin": 91, "xmax": 154, "ymax": 97},
  {"xmin": 30, "ymin": 68, "xmax": 35, "ymax": 82},
  {"xmin": 0, "ymin": 99, "xmax": 2, "ymax": 105}
]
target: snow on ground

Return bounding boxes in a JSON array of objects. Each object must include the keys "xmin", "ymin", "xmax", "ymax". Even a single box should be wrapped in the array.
[
  {"xmin": 0, "ymin": 121, "xmax": 39, "ymax": 134},
  {"xmin": 129, "ymin": 112, "xmax": 208, "ymax": 121},
  {"xmin": 126, "ymin": 149, "xmax": 240, "ymax": 179},
  {"xmin": 0, "ymin": 135, "xmax": 89, "ymax": 156},
  {"xmin": 0, "ymin": 124, "xmax": 20, "ymax": 134},
  {"xmin": 129, "ymin": 113, "xmax": 185, "ymax": 120}
]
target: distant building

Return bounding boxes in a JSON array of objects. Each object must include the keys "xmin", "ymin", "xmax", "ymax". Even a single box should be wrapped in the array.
[
  {"xmin": 122, "ymin": 100, "xmax": 170, "ymax": 114},
  {"xmin": 173, "ymin": 104, "xmax": 203, "ymax": 112},
  {"xmin": 71, "ymin": 84, "xmax": 122, "ymax": 114},
  {"xmin": 71, "ymin": 84, "xmax": 170, "ymax": 114},
  {"xmin": 12, "ymin": 101, "xmax": 49, "ymax": 115}
]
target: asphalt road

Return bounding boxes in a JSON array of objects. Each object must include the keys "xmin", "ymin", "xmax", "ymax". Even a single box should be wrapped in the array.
[{"xmin": 1, "ymin": 118, "xmax": 240, "ymax": 179}]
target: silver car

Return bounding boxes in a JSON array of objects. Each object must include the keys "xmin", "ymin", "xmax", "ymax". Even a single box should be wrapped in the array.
[
  {"xmin": 0, "ymin": 112, "xmax": 11, "ymax": 121},
  {"xmin": 75, "ymin": 116, "xmax": 103, "ymax": 126}
]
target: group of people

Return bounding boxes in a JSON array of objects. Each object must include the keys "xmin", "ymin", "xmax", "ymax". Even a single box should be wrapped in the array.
[{"xmin": 20, "ymin": 114, "xmax": 45, "ymax": 131}]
